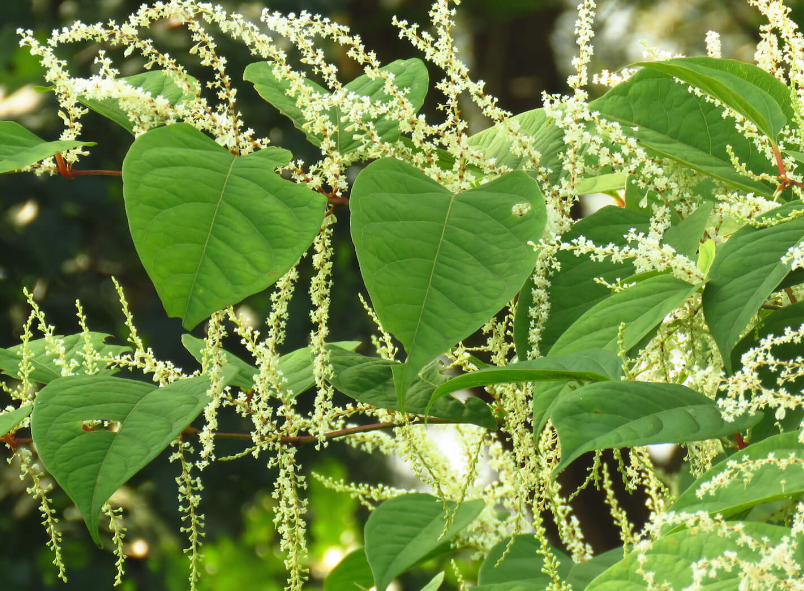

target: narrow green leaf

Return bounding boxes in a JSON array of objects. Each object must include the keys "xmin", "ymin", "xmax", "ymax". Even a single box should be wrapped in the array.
[
  {"xmin": 663, "ymin": 202, "xmax": 713, "ymax": 258},
  {"xmin": 669, "ymin": 431, "xmax": 804, "ymax": 522},
  {"xmin": 591, "ymin": 68, "xmax": 777, "ymax": 196},
  {"xmin": 478, "ymin": 535, "xmax": 570, "ymax": 586},
  {"xmin": 535, "ymin": 206, "xmax": 650, "ymax": 356},
  {"xmin": 635, "ymin": 57, "xmax": 793, "ymax": 141},
  {"xmin": 328, "ymin": 348, "xmax": 497, "ymax": 429},
  {"xmin": 697, "ymin": 239, "xmax": 716, "ymax": 275},
  {"xmin": 552, "ymin": 381, "xmax": 761, "ymax": 472},
  {"xmin": 549, "ymin": 274, "xmax": 700, "ymax": 357},
  {"xmin": 350, "ymin": 158, "xmax": 545, "ymax": 409},
  {"xmin": 181, "ymin": 334, "xmax": 360, "ymax": 394},
  {"xmin": 0, "ymin": 405, "xmax": 33, "ymax": 437},
  {"xmin": 244, "ymin": 58, "xmax": 428, "ymax": 154},
  {"xmin": 0, "ymin": 121, "xmax": 94, "ymax": 174},
  {"xmin": 586, "ymin": 522, "xmax": 801, "ymax": 591},
  {"xmin": 703, "ymin": 202, "xmax": 804, "ymax": 372},
  {"xmin": 31, "ymin": 374, "xmax": 211, "ymax": 545},
  {"xmin": 324, "ymin": 549, "xmax": 374, "ymax": 591},
  {"xmin": 420, "ymin": 572, "xmax": 445, "ymax": 591},
  {"xmin": 0, "ymin": 333, "xmax": 130, "ymax": 384},
  {"xmin": 428, "ymin": 356, "xmax": 613, "ymax": 414},
  {"xmin": 575, "ymin": 172, "xmax": 628, "ymax": 195},
  {"xmin": 364, "ymin": 493, "xmax": 484, "ymax": 591},
  {"xmin": 79, "ymin": 70, "xmax": 199, "ymax": 133},
  {"xmin": 122, "ymin": 123, "xmax": 327, "ymax": 329}
]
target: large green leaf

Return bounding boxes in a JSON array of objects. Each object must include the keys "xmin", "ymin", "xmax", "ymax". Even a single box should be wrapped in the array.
[
  {"xmin": 552, "ymin": 381, "xmax": 761, "ymax": 472},
  {"xmin": 530, "ymin": 206, "xmax": 650, "ymax": 356},
  {"xmin": 591, "ymin": 68, "xmax": 777, "ymax": 196},
  {"xmin": 702, "ymin": 202, "xmax": 804, "ymax": 372},
  {"xmin": 532, "ymin": 349, "xmax": 624, "ymax": 436},
  {"xmin": 350, "ymin": 158, "xmax": 546, "ymax": 409},
  {"xmin": 467, "ymin": 108, "xmax": 566, "ymax": 185},
  {"xmin": 635, "ymin": 57, "xmax": 793, "ymax": 142},
  {"xmin": 0, "ymin": 333, "xmax": 130, "ymax": 384},
  {"xmin": 31, "ymin": 374, "xmax": 211, "ymax": 545},
  {"xmin": 586, "ymin": 521, "xmax": 801, "ymax": 591},
  {"xmin": 328, "ymin": 348, "xmax": 497, "ymax": 430},
  {"xmin": 364, "ymin": 493, "xmax": 484, "ymax": 591},
  {"xmin": 244, "ymin": 58, "xmax": 428, "ymax": 154},
  {"xmin": 181, "ymin": 335, "xmax": 360, "ymax": 394},
  {"xmin": 0, "ymin": 405, "xmax": 33, "ymax": 437},
  {"xmin": 0, "ymin": 121, "xmax": 94, "ymax": 174},
  {"xmin": 79, "ymin": 70, "xmax": 199, "ymax": 133},
  {"xmin": 669, "ymin": 431, "xmax": 804, "ymax": 522},
  {"xmin": 324, "ymin": 549, "xmax": 375, "ymax": 591},
  {"xmin": 122, "ymin": 123, "xmax": 326, "ymax": 329},
  {"xmin": 548, "ymin": 274, "xmax": 700, "ymax": 357},
  {"xmin": 427, "ymin": 355, "xmax": 614, "ymax": 413}
]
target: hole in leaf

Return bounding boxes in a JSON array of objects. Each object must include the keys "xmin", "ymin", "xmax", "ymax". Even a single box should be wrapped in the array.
[
  {"xmin": 511, "ymin": 202, "xmax": 532, "ymax": 217},
  {"xmin": 81, "ymin": 420, "xmax": 122, "ymax": 433}
]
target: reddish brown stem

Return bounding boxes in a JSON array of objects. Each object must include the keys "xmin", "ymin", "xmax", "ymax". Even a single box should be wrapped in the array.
[
  {"xmin": 54, "ymin": 152, "xmax": 121, "ymax": 180},
  {"xmin": 734, "ymin": 432, "xmax": 747, "ymax": 450}
]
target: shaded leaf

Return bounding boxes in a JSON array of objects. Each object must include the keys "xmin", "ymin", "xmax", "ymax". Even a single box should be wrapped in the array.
[
  {"xmin": 478, "ymin": 535, "xmax": 570, "ymax": 587},
  {"xmin": 702, "ymin": 202, "xmax": 804, "ymax": 372},
  {"xmin": 122, "ymin": 123, "xmax": 327, "ymax": 329},
  {"xmin": 328, "ymin": 348, "xmax": 497, "ymax": 430},
  {"xmin": 0, "ymin": 121, "xmax": 94, "ymax": 174},
  {"xmin": 324, "ymin": 549, "xmax": 374, "ymax": 591},
  {"xmin": 31, "ymin": 374, "xmax": 211, "ymax": 545},
  {"xmin": 350, "ymin": 158, "xmax": 545, "ymax": 409},
  {"xmin": 364, "ymin": 493, "xmax": 484, "ymax": 591},
  {"xmin": 552, "ymin": 381, "xmax": 761, "ymax": 472},
  {"xmin": 663, "ymin": 202, "xmax": 713, "ymax": 258}
]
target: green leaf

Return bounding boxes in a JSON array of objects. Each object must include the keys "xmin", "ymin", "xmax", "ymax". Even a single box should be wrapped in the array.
[
  {"xmin": 79, "ymin": 70, "xmax": 199, "ymax": 134},
  {"xmin": 181, "ymin": 334, "xmax": 360, "ymax": 394},
  {"xmin": 669, "ymin": 431, "xmax": 804, "ymax": 522},
  {"xmin": 324, "ymin": 549, "xmax": 375, "ymax": 591},
  {"xmin": 575, "ymin": 172, "xmax": 629, "ymax": 195},
  {"xmin": 328, "ymin": 348, "xmax": 497, "ymax": 430},
  {"xmin": 122, "ymin": 123, "xmax": 327, "ymax": 329},
  {"xmin": 634, "ymin": 57, "xmax": 793, "ymax": 141},
  {"xmin": 427, "ymin": 356, "xmax": 613, "ymax": 414},
  {"xmin": 0, "ymin": 121, "xmax": 94, "ymax": 174},
  {"xmin": 663, "ymin": 202, "xmax": 713, "ymax": 258},
  {"xmin": 0, "ymin": 333, "xmax": 131, "ymax": 384},
  {"xmin": 586, "ymin": 521, "xmax": 801, "ymax": 591},
  {"xmin": 467, "ymin": 108, "xmax": 566, "ymax": 185},
  {"xmin": 532, "ymin": 349, "xmax": 624, "ymax": 436},
  {"xmin": 364, "ymin": 493, "xmax": 484, "ymax": 591},
  {"xmin": 0, "ymin": 405, "xmax": 33, "ymax": 437},
  {"xmin": 548, "ymin": 274, "xmax": 701, "ymax": 357},
  {"xmin": 591, "ymin": 68, "xmax": 777, "ymax": 196},
  {"xmin": 697, "ymin": 239, "xmax": 716, "ymax": 275},
  {"xmin": 244, "ymin": 58, "xmax": 428, "ymax": 154},
  {"xmin": 703, "ymin": 202, "xmax": 804, "ymax": 372},
  {"xmin": 552, "ymin": 381, "xmax": 761, "ymax": 472},
  {"xmin": 478, "ymin": 535, "xmax": 570, "ymax": 587},
  {"xmin": 534, "ymin": 206, "xmax": 650, "ymax": 356},
  {"xmin": 420, "ymin": 572, "xmax": 445, "ymax": 591},
  {"xmin": 565, "ymin": 548, "xmax": 624, "ymax": 591},
  {"xmin": 350, "ymin": 158, "xmax": 546, "ymax": 410},
  {"xmin": 31, "ymin": 374, "xmax": 211, "ymax": 545}
]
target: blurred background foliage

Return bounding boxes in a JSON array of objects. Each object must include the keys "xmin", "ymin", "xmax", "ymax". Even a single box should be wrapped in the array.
[{"xmin": 0, "ymin": 0, "xmax": 800, "ymax": 589}]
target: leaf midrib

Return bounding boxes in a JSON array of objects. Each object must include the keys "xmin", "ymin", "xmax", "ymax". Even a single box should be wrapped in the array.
[{"xmin": 183, "ymin": 157, "xmax": 237, "ymax": 321}]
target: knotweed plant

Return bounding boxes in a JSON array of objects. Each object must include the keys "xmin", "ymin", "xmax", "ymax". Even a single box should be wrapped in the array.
[{"xmin": 2, "ymin": 0, "xmax": 804, "ymax": 590}]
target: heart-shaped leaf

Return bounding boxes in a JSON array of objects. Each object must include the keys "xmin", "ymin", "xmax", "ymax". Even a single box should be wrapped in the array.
[
  {"xmin": 552, "ymin": 381, "xmax": 761, "ymax": 472},
  {"xmin": 0, "ymin": 121, "xmax": 94, "ymax": 174},
  {"xmin": 122, "ymin": 123, "xmax": 327, "ymax": 329},
  {"xmin": 350, "ymin": 158, "xmax": 546, "ymax": 409},
  {"xmin": 31, "ymin": 374, "xmax": 211, "ymax": 545},
  {"xmin": 364, "ymin": 493, "xmax": 484, "ymax": 591}
]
